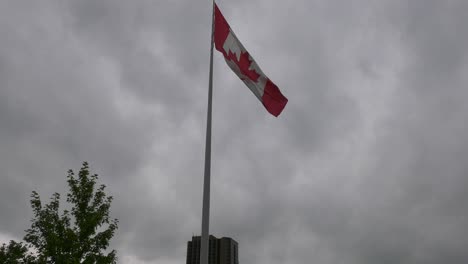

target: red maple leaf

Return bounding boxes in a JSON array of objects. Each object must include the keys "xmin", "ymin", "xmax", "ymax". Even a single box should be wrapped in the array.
[{"xmin": 226, "ymin": 50, "xmax": 261, "ymax": 82}]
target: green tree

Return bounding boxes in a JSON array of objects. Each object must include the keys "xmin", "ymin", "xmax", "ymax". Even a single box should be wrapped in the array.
[
  {"xmin": 0, "ymin": 240, "xmax": 35, "ymax": 264},
  {"xmin": 23, "ymin": 162, "xmax": 119, "ymax": 263}
]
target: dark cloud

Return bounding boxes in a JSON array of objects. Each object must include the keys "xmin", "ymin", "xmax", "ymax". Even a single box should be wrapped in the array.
[{"xmin": 1, "ymin": 0, "xmax": 468, "ymax": 263}]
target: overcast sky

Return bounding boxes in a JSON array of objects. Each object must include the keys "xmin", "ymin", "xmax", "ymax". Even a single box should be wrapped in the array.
[{"xmin": 1, "ymin": 0, "xmax": 468, "ymax": 263}]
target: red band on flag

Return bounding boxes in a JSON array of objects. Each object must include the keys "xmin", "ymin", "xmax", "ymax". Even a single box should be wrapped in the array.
[
  {"xmin": 262, "ymin": 79, "xmax": 288, "ymax": 117},
  {"xmin": 214, "ymin": 5, "xmax": 230, "ymax": 55}
]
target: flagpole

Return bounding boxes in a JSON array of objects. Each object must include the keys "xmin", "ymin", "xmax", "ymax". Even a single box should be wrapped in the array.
[{"xmin": 200, "ymin": 1, "xmax": 215, "ymax": 264}]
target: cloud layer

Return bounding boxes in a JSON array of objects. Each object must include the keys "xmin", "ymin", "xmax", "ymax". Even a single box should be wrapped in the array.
[{"xmin": 1, "ymin": 0, "xmax": 468, "ymax": 263}]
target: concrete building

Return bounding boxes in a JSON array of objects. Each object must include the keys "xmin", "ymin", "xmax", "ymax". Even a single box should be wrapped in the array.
[{"xmin": 186, "ymin": 235, "xmax": 239, "ymax": 264}]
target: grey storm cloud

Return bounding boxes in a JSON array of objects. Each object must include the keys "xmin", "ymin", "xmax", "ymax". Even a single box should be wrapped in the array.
[{"xmin": 1, "ymin": 0, "xmax": 468, "ymax": 263}]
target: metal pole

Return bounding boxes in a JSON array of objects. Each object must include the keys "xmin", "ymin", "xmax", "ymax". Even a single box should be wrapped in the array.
[{"xmin": 200, "ymin": 1, "xmax": 215, "ymax": 264}]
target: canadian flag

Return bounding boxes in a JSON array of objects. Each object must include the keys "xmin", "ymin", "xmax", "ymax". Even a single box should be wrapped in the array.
[{"xmin": 214, "ymin": 4, "xmax": 288, "ymax": 117}]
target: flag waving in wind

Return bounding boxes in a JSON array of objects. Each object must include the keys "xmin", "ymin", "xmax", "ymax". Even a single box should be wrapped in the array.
[{"xmin": 214, "ymin": 4, "xmax": 288, "ymax": 117}]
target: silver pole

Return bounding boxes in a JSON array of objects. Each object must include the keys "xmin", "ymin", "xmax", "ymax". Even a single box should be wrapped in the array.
[{"xmin": 200, "ymin": 1, "xmax": 215, "ymax": 264}]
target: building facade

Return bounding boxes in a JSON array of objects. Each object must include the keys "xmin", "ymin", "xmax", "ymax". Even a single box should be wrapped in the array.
[{"xmin": 186, "ymin": 235, "xmax": 238, "ymax": 264}]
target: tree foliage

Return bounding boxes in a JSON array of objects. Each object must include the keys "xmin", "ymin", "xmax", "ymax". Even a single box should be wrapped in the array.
[
  {"xmin": 0, "ymin": 240, "xmax": 35, "ymax": 264},
  {"xmin": 1, "ymin": 162, "xmax": 119, "ymax": 263}
]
